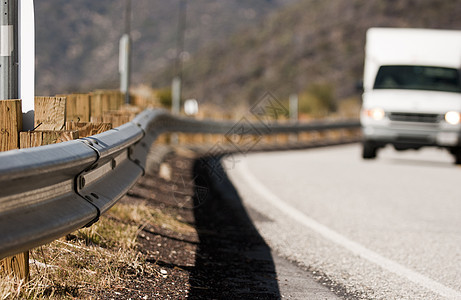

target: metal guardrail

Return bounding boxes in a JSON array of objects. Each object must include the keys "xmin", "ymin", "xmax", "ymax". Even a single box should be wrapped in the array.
[{"xmin": 0, "ymin": 109, "xmax": 360, "ymax": 259}]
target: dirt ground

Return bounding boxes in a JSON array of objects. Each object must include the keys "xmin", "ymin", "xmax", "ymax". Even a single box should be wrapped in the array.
[
  {"xmin": 92, "ymin": 136, "xmax": 361, "ymax": 299},
  {"xmin": 95, "ymin": 152, "xmax": 200, "ymax": 299},
  {"xmin": 92, "ymin": 147, "xmax": 283, "ymax": 299}
]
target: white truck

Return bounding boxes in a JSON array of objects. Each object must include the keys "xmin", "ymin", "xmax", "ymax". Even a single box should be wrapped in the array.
[{"xmin": 360, "ymin": 28, "xmax": 461, "ymax": 164}]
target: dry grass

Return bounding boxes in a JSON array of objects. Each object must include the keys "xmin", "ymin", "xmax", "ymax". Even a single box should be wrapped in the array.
[
  {"xmin": 0, "ymin": 201, "xmax": 193, "ymax": 299},
  {"xmin": 109, "ymin": 201, "xmax": 195, "ymax": 235}
]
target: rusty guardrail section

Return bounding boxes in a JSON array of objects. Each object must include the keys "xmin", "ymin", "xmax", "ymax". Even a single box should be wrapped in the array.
[{"xmin": 0, "ymin": 109, "xmax": 360, "ymax": 259}]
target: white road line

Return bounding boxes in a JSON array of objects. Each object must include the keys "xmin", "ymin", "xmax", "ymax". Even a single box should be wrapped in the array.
[{"xmin": 235, "ymin": 161, "xmax": 461, "ymax": 299}]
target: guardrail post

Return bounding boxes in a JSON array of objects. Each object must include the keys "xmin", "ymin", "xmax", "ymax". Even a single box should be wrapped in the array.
[
  {"xmin": 0, "ymin": 2, "xmax": 29, "ymax": 281},
  {"xmin": 0, "ymin": 252, "xmax": 29, "ymax": 281},
  {"xmin": 34, "ymin": 96, "xmax": 66, "ymax": 130},
  {"xmin": 0, "ymin": 99, "xmax": 22, "ymax": 151},
  {"xmin": 0, "ymin": 100, "xmax": 28, "ymax": 281},
  {"xmin": 57, "ymin": 93, "xmax": 90, "ymax": 123}
]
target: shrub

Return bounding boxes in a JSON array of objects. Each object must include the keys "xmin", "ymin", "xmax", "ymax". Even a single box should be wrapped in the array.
[
  {"xmin": 157, "ymin": 87, "xmax": 172, "ymax": 108},
  {"xmin": 299, "ymin": 83, "xmax": 336, "ymax": 117}
]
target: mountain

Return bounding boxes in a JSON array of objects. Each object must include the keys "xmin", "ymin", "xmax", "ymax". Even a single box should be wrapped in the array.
[
  {"xmin": 149, "ymin": 0, "xmax": 461, "ymax": 110},
  {"xmin": 34, "ymin": 0, "xmax": 296, "ymax": 95},
  {"xmin": 35, "ymin": 0, "xmax": 461, "ymax": 113}
]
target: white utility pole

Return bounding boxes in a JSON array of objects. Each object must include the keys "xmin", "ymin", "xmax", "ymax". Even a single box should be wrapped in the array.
[
  {"xmin": 171, "ymin": 0, "xmax": 187, "ymax": 115},
  {"xmin": 19, "ymin": 0, "xmax": 34, "ymax": 115},
  {"xmin": 119, "ymin": 0, "xmax": 131, "ymax": 104}
]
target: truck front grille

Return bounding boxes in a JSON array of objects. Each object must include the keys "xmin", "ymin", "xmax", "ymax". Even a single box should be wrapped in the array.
[{"xmin": 388, "ymin": 112, "xmax": 441, "ymax": 123}]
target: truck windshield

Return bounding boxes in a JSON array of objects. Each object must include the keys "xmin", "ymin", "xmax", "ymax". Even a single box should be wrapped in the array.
[{"xmin": 373, "ymin": 65, "xmax": 461, "ymax": 93}]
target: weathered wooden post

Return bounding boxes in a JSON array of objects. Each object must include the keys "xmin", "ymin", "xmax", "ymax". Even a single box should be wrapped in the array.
[
  {"xmin": 0, "ymin": 99, "xmax": 22, "ymax": 151},
  {"xmin": 0, "ymin": 253, "xmax": 29, "ymax": 281},
  {"xmin": 0, "ymin": 0, "xmax": 34, "ymax": 281}
]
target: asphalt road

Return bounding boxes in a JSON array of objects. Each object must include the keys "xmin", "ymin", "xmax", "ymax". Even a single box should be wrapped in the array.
[{"xmin": 225, "ymin": 144, "xmax": 461, "ymax": 299}]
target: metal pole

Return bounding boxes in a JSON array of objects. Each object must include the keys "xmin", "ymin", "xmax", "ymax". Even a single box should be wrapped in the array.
[
  {"xmin": 289, "ymin": 93, "xmax": 298, "ymax": 122},
  {"xmin": 171, "ymin": 0, "xmax": 187, "ymax": 115},
  {"xmin": 289, "ymin": 93, "xmax": 299, "ymax": 143},
  {"xmin": 120, "ymin": 0, "xmax": 131, "ymax": 104},
  {"xmin": 124, "ymin": 0, "xmax": 131, "ymax": 36},
  {"xmin": 171, "ymin": 76, "xmax": 181, "ymax": 115},
  {"xmin": 0, "ymin": 0, "xmax": 18, "ymax": 100}
]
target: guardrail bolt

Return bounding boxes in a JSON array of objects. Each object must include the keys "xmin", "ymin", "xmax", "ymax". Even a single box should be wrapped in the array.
[{"xmin": 79, "ymin": 176, "xmax": 86, "ymax": 189}]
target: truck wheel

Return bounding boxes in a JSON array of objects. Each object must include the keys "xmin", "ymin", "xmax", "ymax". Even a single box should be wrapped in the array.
[
  {"xmin": 452, "ymin": 148, "xmax": 461, "ymax": 165},
  {"xmin": 362, "ymin": 141, "xmax": 377, "ymax": 159}
]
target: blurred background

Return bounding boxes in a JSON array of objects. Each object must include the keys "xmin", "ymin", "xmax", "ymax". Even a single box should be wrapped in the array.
[{"xmin": 35, "ymin": 0, "xmax": 461, "ymax": 117}]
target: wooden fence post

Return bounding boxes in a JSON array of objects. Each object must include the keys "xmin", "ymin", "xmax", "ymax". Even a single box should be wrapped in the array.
[
  {"xmin": 58, "ymin": 93, "xmax": 91, "ymax": 123},
  {"xmin": 19, "ymin": 130, "xmax": 79, "ymax": 148},
  {"xmin": 0, "ymin": 99, "xmax": 29, "ymax": 280},
  {"xmin": 65, "ymin": 122, "xmax": 112, "ymax": 138},
  {"xmin": 0, "ymin": 252, "xmax": 29, "ymax": 281},
  {"xmin": 34, "ymin": 97, "xmax": 66, "ymax": 130},
  {"xmin": 0, "ymin": 100, "xmax": 22, "ymax": 151}
]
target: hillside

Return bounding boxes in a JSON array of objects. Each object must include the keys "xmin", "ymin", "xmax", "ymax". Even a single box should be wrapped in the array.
[
  {"xmin": 34, "ymin": 0, "xmax": 296, "ymax": 95},
  {"xmin": 150, "ymin": 0, "xmax": 461, "ymax": 110}
]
